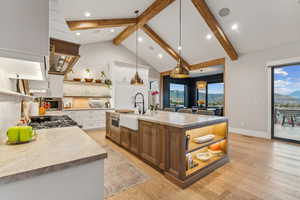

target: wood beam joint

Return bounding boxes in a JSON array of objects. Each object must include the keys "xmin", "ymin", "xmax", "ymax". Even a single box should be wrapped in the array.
[{"xmin": 113, "ymin": 0, "xmax": 175, "ymax": 45}]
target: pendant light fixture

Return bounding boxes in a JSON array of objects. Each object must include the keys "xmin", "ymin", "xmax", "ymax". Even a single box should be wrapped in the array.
[
  {"xmin": 197, "ymin": 81, "xmax": 207, "ymax": 89},
  {"xmin": 130, "ymin": 10, "xmax": 144, "ymax": 85},
  {"xmin": 170, "ymin": 0, "xmax": 189, "ymax": 78}
]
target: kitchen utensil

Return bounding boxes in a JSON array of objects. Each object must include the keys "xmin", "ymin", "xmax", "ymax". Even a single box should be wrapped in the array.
[
  {"xmin": 196, "ymin": 152, "xmax": 211, "ymax": 162},
  {"xmin": 193, "ymin": 134, "xmax": 215, "ymax": 144},
  {"xmin": 95, "ymin": 79, "xmax": 102, "ymax": 83}
]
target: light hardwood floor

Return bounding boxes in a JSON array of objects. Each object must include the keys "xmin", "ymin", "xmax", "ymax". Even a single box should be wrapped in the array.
[{"xmin": 87, "ymin": 130, "xmax": 300, "ymax": 200}]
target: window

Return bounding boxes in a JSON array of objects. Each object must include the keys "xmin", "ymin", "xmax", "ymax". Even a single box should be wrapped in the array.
[
  {"xmin": 169, "ymin": 83, "xmax": 186, "ymax": 107},
  {"xmin": 272, "ymin": 64, "xmax": 300, "ymax": 142},
  {"xmin": 207, "ymin": 83, "xmax": 224, "ymax": 107}
]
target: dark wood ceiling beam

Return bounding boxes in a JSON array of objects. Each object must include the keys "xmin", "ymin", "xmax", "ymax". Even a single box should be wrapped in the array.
[
  {"xmin": 142, "ymin": 24, "xmax": 190, "ymax": 69},
  {"xmin": 160, "ymin": 58, "xmax": 225, "ymax": 76},
  {"xmin": 66, "ymin": 18, "xmax": 137, "ymax": 31},
  {"xmin": 191, "ymin": 0, "xmax": 238, "ymax": 60},
  {"xmin": 189, "ymin": 58, "xmax": 225, "ymax": 70},
  {"xmin": 113, "ymin": 0, "xmax": 175, "ymax": 45}
]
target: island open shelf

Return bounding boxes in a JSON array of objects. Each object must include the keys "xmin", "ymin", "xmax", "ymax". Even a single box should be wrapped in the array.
[
  {"xmin": 106, "ymin": 111, "xmax": 229, "ymax": 189},
  {"xmin": 186, "ymin": 122, "xmax": 227, "ymax": 153},
  {"xmin": 185, "ymin": 140, "xmax": 227, "ymax": 176}
]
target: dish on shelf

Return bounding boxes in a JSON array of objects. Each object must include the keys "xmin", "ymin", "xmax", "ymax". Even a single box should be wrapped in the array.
[
  {"xmin": 208, "ymin": 149, "xmax": 223, "ymax": 157},
  {"xmin": 84, "ymin": 78, "xmax": 94, "ymax": 83},
  {"xmin": 193, "ymin": 134, "xmax": 215, "ymax": 144},
  {"xmin": 196, "ymin": 152, "xmax": 211, "ymax": 162},
  {"xmin": 73, "ymin": 78, "xmax": 81, "ymax": 82}
]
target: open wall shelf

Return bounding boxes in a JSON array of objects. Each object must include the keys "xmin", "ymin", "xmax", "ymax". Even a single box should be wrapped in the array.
[
  {"xmin": 64, "ymin": 80, "xmax": 109, "ymax": 87},
  {"xmin": 0, "ymin": 89, "xmax": 33, "ymax": 101}
]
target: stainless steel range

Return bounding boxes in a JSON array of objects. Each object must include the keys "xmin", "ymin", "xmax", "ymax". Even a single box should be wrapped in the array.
[{"xmin": 29, "ymin": 115, "xmax": 82, "ymax": 130}]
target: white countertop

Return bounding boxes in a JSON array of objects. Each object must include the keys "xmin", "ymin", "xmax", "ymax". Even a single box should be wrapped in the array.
[
  {"xmin": 0, "ymin": 127, "xmax": 107, "ymax": 185},
  {"xmin": 64, "ymin": 107, "xmax": 114, "ymax": 111},
  {"xmin": 112, "ymin": 111, "xmax": 227, "ymax": 128}
]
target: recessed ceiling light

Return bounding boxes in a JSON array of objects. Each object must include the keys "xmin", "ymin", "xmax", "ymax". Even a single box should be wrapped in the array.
[
  {"xmin": 138, "ymin": 37, "xmax": 143, "ymax": 42},
  {"xmin": 231, "ymin": 23, "xmax": 238, "ymax": 30},
  {"xmin": 110, "ymin": 29, "xmax": 115, "ymax": 33},
  {"xmin": 178, "ymin": 46, "xmax": 182, "ymax": 50},
  {"xmin": 84, "ymin": 12, "xmax": 91, "ymax": 17},
  {"xmin": 158, "ymin": 54, "xmax": 163, "ymax": 59},
  {"xmin": 206, "ymin": 34, "xmax": 212, "ymax": 40},
  {"xmin": 75, "ymin": 32, "xmax": 81, "ymax": 36}
]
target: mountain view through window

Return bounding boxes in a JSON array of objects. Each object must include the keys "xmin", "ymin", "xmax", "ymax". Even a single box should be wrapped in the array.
[
  {"xmin": 274, "ymin": 65, "xmax": 300, "ymax": 107},
  {"xmin": 207, "ymin": 83, "xmax": 224, "ymax": 107},
  {"xmin": 170, "ymin": 83, "xmax": 185, "ymax": 106}
]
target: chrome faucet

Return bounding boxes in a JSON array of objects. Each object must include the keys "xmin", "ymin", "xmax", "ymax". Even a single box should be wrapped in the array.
[{"xmin": 134, "ymin": 92, "xmax": 145, "ymax": 114}]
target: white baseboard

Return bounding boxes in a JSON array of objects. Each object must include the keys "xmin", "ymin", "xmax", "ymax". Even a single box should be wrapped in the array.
[{"xmin": 229, "ymin": 127, "xmax": 271, "ymax": 139}]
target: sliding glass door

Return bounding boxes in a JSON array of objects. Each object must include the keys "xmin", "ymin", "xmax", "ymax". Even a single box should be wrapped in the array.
[{"xmin": 272, "ymin": 64, "xmax": 300, "ymax": 142}]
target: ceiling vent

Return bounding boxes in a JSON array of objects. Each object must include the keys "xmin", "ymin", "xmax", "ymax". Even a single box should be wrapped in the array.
[
  {"xmin": 148, "ymin": 46, "xmax": 155, "ymax": 51},
  {"xmin": 218, "ymin": 8, "xmax": 230, "ymax": 17}
]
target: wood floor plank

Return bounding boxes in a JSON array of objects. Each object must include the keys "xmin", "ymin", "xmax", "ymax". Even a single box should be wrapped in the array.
[{"xmin": 86, "ymin": 130, "xmax": 300, "ymax": 200}]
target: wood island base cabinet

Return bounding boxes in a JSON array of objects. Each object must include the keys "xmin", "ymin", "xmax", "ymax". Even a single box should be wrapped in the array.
[{"xmin": 106, "ymin": 112, "xmax": 229, "ymax": 188}]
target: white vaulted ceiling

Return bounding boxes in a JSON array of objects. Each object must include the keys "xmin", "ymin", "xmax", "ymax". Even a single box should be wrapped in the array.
[{"xmin": 51, "ymin": 0, "xmax": 300, "ymax": 72}]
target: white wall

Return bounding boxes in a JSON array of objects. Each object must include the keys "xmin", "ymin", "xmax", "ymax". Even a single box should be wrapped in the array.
[
  {"xmin": 111, "ymin": 62, "xmax": 149, "ymax": 110},
  {"xmin": 226, "ymin": 40, "xmax": 300, "ymax": 138},
  {"xmin": 0, "ymin": 0, "xmax": 49, "ymax": 62},
  {"xmin": 71, "ymin": 41, "xmax": 160, "ymax": 80},
  {"xmin": 0, "ymin": 68, "xmax": 21, "ymax": 141}
]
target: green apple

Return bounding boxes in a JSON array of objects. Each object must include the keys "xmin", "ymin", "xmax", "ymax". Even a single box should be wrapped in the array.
[
  {"xmin": 19, "ymin": 126, "xmax": 33, "ymax": 142},
  {"xmin": 7, "ymin": 127, "xmax": 20, "ymax": 143}
]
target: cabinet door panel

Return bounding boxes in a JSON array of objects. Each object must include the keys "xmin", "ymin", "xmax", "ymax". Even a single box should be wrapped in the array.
[
  {"xmin": 130, "ymin": 130, "xmax": 139, "ymax": 154},
  {"xmin": 139, "ymin": 122, "xmax": 159, "ymax": 166},
  {"xmin": 121, "ymin": 127, "xmax": 130, "ymax": 149},
  {"xmin": 106, "ymin": 113, "xmax": 111, "ymax": 138},
  {"xmin": 111, "ymin": 126, "xmax": 120, "ymax": 144}
]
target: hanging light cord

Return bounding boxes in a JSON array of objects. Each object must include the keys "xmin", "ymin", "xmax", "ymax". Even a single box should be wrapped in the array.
[
  {"xmin": 135, "ymin": 10, "xmax": 139, "ymax": 73},
  {"xmin": 178, "ymin": 0, "xmax": 182, "ymax": 63}
]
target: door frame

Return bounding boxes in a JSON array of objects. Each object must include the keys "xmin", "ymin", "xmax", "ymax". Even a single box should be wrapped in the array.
[{"xmin": 271, "ymin": 64, "xmax": 300, "ymax": 144}]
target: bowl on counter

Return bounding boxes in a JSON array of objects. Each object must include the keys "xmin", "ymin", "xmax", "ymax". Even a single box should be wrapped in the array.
[{"xmin": 95, "ymin": 79, "xmax": 102, "ymax": 83}]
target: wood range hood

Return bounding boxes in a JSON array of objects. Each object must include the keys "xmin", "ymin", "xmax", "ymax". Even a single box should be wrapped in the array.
[{"xmin": 49, "ymin": 38, "xmax": 80, "ymax": 76}]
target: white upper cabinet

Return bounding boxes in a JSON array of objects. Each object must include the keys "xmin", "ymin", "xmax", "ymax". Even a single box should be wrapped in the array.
[
  {"xmin": 0, "ymin": 0, "xmax": 49, "ymax": 62},
  {"xmin": 48, "ymin": 74, "xmax": 64, "ymax": 98}
]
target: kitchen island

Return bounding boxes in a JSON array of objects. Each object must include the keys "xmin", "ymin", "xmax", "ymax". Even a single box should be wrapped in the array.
[
  {"xmin": 0, "ymin": 126, "xmax": 107, "ymax": 200},
  {"xmin": 106, "ymin": 111, "xmax": 228, "ymax": 188}
]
